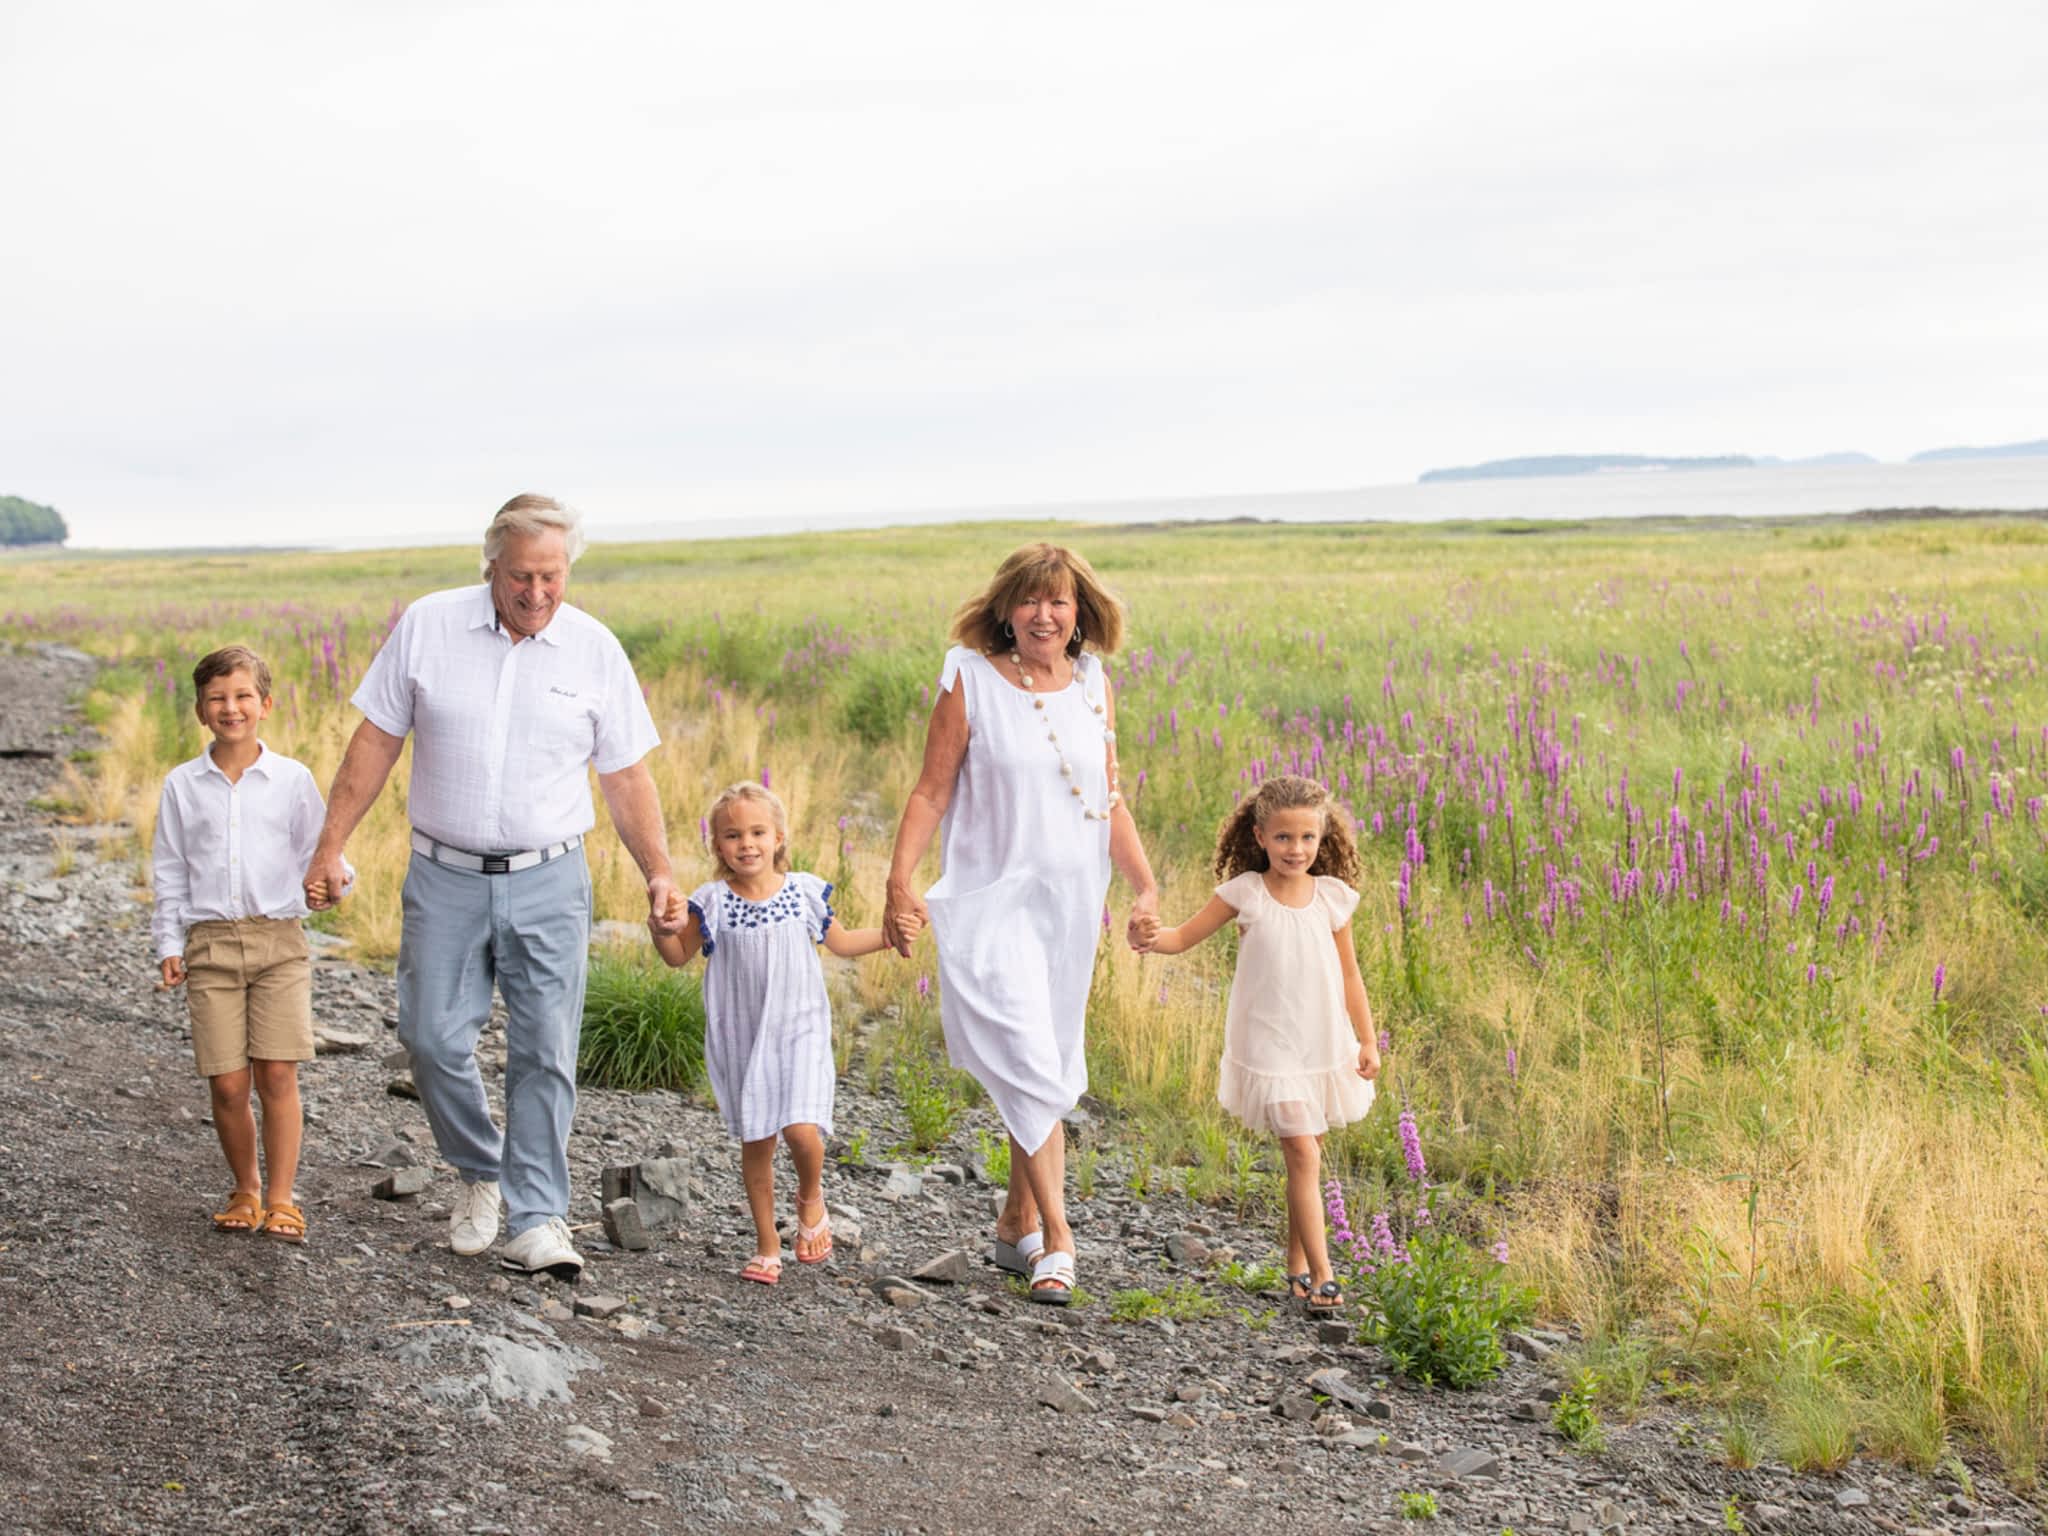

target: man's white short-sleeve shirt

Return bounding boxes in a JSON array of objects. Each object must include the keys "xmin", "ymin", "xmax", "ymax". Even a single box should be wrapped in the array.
[{"xmin": 352, "ymin": 585, "xmax": 660, "ymax": 852}]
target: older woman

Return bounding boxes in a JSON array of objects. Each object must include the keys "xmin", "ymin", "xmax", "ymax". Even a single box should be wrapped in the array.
[{"xmin": 883, "ymin": 543, "xmax": 1158, "ymax": 1304}]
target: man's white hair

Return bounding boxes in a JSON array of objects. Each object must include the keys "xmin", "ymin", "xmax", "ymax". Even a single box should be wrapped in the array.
[{"xmin": 481, "ymin": 493, "xmax": 586, "ymax": 575}]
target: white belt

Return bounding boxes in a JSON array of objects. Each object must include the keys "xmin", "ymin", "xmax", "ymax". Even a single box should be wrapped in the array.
[{"xmin": 409, "ymin": 831, "xmax": 582, "ymax": 875}]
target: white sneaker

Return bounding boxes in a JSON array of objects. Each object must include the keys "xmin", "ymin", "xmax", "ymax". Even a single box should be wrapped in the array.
[
  {"xmin": 499, "ymin": 1216, "xmax": 584, "ymax": 1280},
  {"xmin": 449, "ymin": 1179, "xmax": 501, "ymax": 1256}
]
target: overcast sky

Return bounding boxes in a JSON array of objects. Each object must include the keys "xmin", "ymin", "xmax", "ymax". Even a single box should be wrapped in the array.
[{"xmin": 5, "ymin": 1, "xmax": 2046, "ymax": 548}]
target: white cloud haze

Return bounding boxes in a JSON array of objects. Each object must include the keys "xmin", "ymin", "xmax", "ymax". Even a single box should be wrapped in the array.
[{"xmin": 4, "ymin": 1, "xmax": 2045, "ymax": 546}]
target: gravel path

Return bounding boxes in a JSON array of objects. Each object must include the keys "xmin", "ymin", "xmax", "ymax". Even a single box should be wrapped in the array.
[{"xmin": 0, "ymin": 640, "xmax": 2040, "ymax": 1536}]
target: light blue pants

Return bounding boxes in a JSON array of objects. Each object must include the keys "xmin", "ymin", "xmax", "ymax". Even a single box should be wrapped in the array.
[{"xmin": 396, "ymin": 847, "xmax": 591, "ymax": 1238}]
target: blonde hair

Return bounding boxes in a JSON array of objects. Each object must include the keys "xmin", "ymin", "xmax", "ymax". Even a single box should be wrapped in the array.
[
  {"xmin": 481, "ymin": 493, "xmax": 586, "ymax": 576},
  {"xmin": 703, "ymin": 781, "xmax": 792, "ymax": 876},
  {"xmin": 1213, "ymin": 774, "xmax": 1361, "ymax": 885},
  {"xmin": 949, "ymin": 542, "xmax": 1125, "ymax": 657}
]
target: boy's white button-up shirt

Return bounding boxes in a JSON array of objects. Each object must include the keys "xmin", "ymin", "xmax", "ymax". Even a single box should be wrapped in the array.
[
  {"xmin": 151, "ymin": 743, "xmax": 328, "ymax": 961},
  {"xmin": 350, "ymin": 584, "xmax": 659, "ymax": 854}
]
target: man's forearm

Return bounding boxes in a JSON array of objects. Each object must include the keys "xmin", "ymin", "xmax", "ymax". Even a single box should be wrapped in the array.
[
  {"xmin": 317, "ymin": 721, "xmax": 405, "ymax": 856},
  {"xmin": 598, "ymin": 762, "xmax": 675, "ymax": 883}
]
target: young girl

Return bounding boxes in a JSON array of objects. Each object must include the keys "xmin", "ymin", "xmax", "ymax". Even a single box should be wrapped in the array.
[
  {"xmin": 651, "ymin": 782, "xmax": 890, "ymax": 1285},
  {"xmin": 1135, "ymin": 774, "xmax": 1379, "ymax": 1312}
]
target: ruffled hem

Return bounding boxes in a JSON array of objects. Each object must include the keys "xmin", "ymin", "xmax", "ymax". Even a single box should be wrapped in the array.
[
  {"xmin": 1217, "ymin": 1058, "xmax": 1375, "ymax": 1137},
  {"xmin": 687, "ymin": 898, "xmax": 714, "ymax": 956}
]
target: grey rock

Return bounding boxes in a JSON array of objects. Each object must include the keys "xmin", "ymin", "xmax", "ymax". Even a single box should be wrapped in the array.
[
  {"xmin": 563, "ymin": 1423, "xmax": 613, "ymax": 1461},
  {"xmin": 880, "ymin": 1164, "xmax": 924, "ymax": 1201},
  {"xmin": 1164, "ymin": 1232, "xmax": 1211, "ymax": 1265},
  {"xmin": 872, "ymin": 1324, "xmax": 919, "ymax": 1353},
  {"xmin": 1835, "ymin": 1489, "xmax": 1871, "ymax": 1509},
  {"xmin": 602, "ymin": 1198, "xmax": 650, "ymax": 1252},
  {"xmin": 870, "ymin": 1276, "xmax": 928, "ymax": 1310},
  {"xmin": 1173, "ymin": 1384, "xmax": 1205, "ymax": 1404},
  {"xmin": 1512, "ymin": 1399, "xmax": 1549, "ymax": 1421},
  {"xmin": 1306, "ymin": 1367, "xmax": 1377, "ymax": 1416},
  {"xmin": 1436, "ymin": 1447, "xmax": 1500, "ymax": 1480},
  {"xmin": 1752, "ymin": 1507, "xmax": 1792, "ymax": 1524},
  {"xmin": 371, "ymin": 1167, "xmax": 431, "ymax": 1200},
  {"xmin": 573, "ymin": 1294, "xmax": 630, "ymax": 1320},
  {"xmin": 1945, "ymin": 1496, "xmax": 1978, "ymax": 1517},
  {"xmin": 1272, "ymin": 1395, "xmax": 1318, "ymax": 1422},
  {"xmin": 1507, "ymin": 1330, "xmax": 1558, "ymax": 1361},
  {"xmin": 1036, "ymin": 1377, "xmax": 1096, "ymax": 1414},
  {"xmin": 600, "ymin": 1155, "xmax": 691, "ymax": 1230},
  {"xmin": 637, "ymin": 1396, "xmax": 668, "ymax": 1417},
  {"xmin": 1128, "ymin": 1401, "xmax": 1170, "ymax": 1422},
  {"xmin": 1335, "ymin": 1429, "xmax": 1381, "ymax": 1449},
  {"xmin": 911, "ymin": 1249, "xmax": 972, "ymax": 1285},
  {"xmin": 364, "ymin": 1140, "xmax": 423, "ymax": 1169},
  {"xmin": 622, "ymin": 1490, "xmax": 665, "ymax": 1505},
  {"xmin": 1392, "ymin": 1441, "xmax": 1430, "ymax": 1463},
  {"xmin": 381, "ymin": 1047, "xmax": 411, "ymax": 1069},
  {"xmin": 925, "ymin": 1162, "xmax": 967, "ymax": 1185},
  {"xmin": 385, "ymin": 1075, "xmax": 420, "ymax": 1100},
  {"xmin": 1317, "ymin": 1319, "xmax": 1351, "ymax": 1346},
  {"xmin": 313, "ymin": 1025, "xmax": 372, "ymax": 1055}
]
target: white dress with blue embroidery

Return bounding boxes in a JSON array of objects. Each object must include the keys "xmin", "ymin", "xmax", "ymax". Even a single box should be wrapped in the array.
[{"xmin": 688, "ymin": 871, "xmax": 837, "ymax": 1142}]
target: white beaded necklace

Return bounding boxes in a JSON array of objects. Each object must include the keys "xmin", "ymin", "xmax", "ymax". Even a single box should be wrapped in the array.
[{"xmin": 1009, "ymin": 648, "xmax": 1121, "ymax": 822}]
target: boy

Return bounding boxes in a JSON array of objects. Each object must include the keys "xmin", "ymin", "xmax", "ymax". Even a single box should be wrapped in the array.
[{"xmin": 153, "ymin": 645, "xmax": 342, "ymax": 1243}]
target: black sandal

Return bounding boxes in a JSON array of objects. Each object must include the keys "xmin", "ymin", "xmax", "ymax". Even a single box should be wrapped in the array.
[
  {"xmin": 1286, "ymin": 1271, "xmax": 1312, "ymax": 1302},
  {"xmin": 1305, "ymin": 1279, "xmax": 1345, "ymax": 1314}
]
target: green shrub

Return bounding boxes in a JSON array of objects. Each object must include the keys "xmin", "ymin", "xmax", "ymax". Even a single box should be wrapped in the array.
[
  {"xmin": 579, "ymin": 952, "xmax": 707, "ymax": 1092},
  {"xmin": 1108, "ymin": 1282, "xmax": 1223, "ymax": 1323},
  {"xmin": 895, "ymin": 1053, "xmax": 962, "ymax": 1152},
  {"xmin": 1355, "ymin": 1231, "xmax": 1534, "ymax": 1387},
  {"xmin": 839, "ymin": 650, "xmax": 931, "ymax": 747},
  {"xmin": 1552, "ymin": 1370, "xmax": 1608, "ymax": 1450}
]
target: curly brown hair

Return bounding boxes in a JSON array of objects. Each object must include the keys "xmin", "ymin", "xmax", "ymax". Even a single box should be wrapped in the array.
[
  {"xmin": 1213, "ymin": 774, "xmax": 1361, "ymax": 886},
  {"xmin": 949, "ymin": 542, "xmax": 1126, "ymax": 658}
]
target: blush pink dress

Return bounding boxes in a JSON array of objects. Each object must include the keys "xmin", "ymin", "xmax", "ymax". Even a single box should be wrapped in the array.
[{"xmin": 1213, "ymin": 870, "xmax": 1375, "ymax": 1137}]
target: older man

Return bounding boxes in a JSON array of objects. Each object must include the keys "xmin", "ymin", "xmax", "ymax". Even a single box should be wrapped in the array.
[{"xmin": 304, "ymin": 494, "xmax": 678, "ymax": 1278}]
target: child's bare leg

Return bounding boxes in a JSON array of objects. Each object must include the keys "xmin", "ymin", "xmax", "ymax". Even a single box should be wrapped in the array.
[
  {"xmin": 251, "ymin": 1059, "xmax": 303, "ymax": 1207},
  {"xmin": 783, "ymin": 1124, "xmax": 829, "ymax": 1259},
  {"xmin": 739, "ymin": 1136, "xmax": 780, "ymax": 1258},
  {"xmin": 1280, "ymin": 1134, "xmax": 1334, "ymax": 1286},
  {"xmin": 208, "ymin": 1067, "xmax": 260, "ymax": 1200}
]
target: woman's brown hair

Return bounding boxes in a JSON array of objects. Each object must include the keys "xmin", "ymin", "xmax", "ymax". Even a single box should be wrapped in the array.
[
  {"xmin": 949, "ymin": 542, "xmax": 1126, "ymax": 658},
  {"xmin": 1213, "ymin": 774, "xmax": 1361, "ymax": 886}
]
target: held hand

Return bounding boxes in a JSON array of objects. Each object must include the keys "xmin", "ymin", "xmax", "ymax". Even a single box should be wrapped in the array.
[
  {"xmin": 1357, "ymin": 1038, "xmax": 1382, "ymax": 1081},
  {"xmin": 303, "ymin": 848, "xmax": 348, "ymax": 911},
  {"xmin": 158, "ymin": 956, "xmax": 186, "ymax": 990},
  {"xmin": 882, "ymin": 886, "xmax": 929, "ymax": 958},
  {"xmin": 1124, "ymin": 889, "xmax": 1160, "ymax": 953},
  {"xmin": 647, "ymin": 874, "xmax": 685, "ymax": 936}
]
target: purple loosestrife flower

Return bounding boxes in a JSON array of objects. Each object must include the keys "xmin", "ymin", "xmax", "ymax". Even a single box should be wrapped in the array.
[
  {"xmin": 916, "ymin": 974, "xmax": 931, "ymax": 1000},
  {"xmin": 1932, "ymin": 962, "xmax": 1946, "ymax": 1004},
  {"xmin": 1506, "ymin": 1046, "xmax": 1519, "ymax": 1080},
  {"xmin": 1398, "ymin": 1109, "xmax": 1427, "ymax": 1183},
  {"xmin": 1490, "ymin": 1238, "xmax": 1510, "ymax": 1265}
]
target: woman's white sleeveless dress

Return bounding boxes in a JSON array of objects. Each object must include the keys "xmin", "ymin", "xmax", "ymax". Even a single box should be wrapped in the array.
[{"xmin": 925, "ymin": 646, "xmax": 1113, "ymax": 1154}]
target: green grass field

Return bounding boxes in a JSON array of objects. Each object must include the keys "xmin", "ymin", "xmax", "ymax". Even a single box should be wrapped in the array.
[{"xmin": 9, "ymin": 510, "xmax": 2048, "ymax": 1481}]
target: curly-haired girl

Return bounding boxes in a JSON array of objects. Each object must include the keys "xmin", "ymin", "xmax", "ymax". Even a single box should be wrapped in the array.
[{"xmin": 1133, "ymin": 774, "xmax": 1378, "ymax": 1312}]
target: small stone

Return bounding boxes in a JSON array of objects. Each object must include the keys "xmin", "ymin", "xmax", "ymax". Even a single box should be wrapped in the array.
[
  {"xmin": 1335, "ymin": 1429, "xmax": 1380, "ymax": 1449},
  {"xmin": 1164, "ymin": 1232, "xmax": 1211, "ymax": 1265},
  {"xmin": 371, "ymin": 1167, "xmax": 431, "ymax": 1200},
  {"xmin": 1506, "ymin": 1330, "xmax": 1557, "ymax": 1361},
  {"xmin": 1037, "ymin": 1378, "xmax": 1096, "ymax": 1414},
  {"xmin": 1317, "ymin": 1319, "xmax": 1351, "ymax": 1346},
  {"xmin": 385, "ymin": 1076, "xmax": 420, "ymax": 1101},
  {"xmin": 1392, "ymin": 1441, "xmax": 1430, "ymax": 1463},
  {"xmin": 563, "ymin": 1424, "xmax": 613, "ymax": 1461},
  {"xmin": 443, "ymin": 1294, "xmax": 470, "ymax": 1311},
  {"xmin": 574, "ymin": 1294, "xmax": 630, "ymax": 1320},
  {"xmin": 1174, "ymin": 1384, "xmax": 1205, "ymax": 1403},
  {"xmin": 1836, "ymin": 1489, "xmax": 1871, "ymax": 1510},
  {"xmin": 1128, "ymin": 1402, "xmax": 1170, "ymax": 1422},
  {"xmin": 622, "ymin": 1490, "xmax": 664, "ymax": 1505},
  {"xmin": 869, "ymin": 1276, "xmax": 931, "ymax": 1309},
  {"xmin": 364, "ymin": 1140, "xmax": 422, "ymax": 1169},
  {"xmin": 380, "ymin": 1047, "xmax": 411, "ymax": 1069},
  {"xmin": 638, "ymin": 1397, "xmax": 669, "ymax": 1417},
  {"xmin": 911, "ymin": 1249, "xmax": 972, "ymax": 1285},
  {"xmin": 1751, "ymin": 1506, "xmax": 1792, "ymax": 1524},
  {"xmin": 1511, "ymin": 1399, "xmax": 1548, "ymax": 1421},
  {"xmin": 313, "ymin": 1025, "xmax": 372, "ymax": 1055},
  {"xmin": 1272, "ymin": 1396, "xmax": 1318, "ymax": 1422},
  {"xmin": 600, "ymin": 1156, "xmax": 691, "ymax": 1230},
  {"xmin": 1306, "ymin": 1367, "xmax": 1377, "ymax": 1415},
  {"xmin": 1436, "ymin": 1447, "xmax": 1500, "ymax": 1480},
  {"xmin": 880, "ymin": 1165, "xmax": 924, "ymax": 1202},
  {"xmin": 602, "ymin": 1198, "xmax": 650, "ymax": 1252},
  {"xmin": 1944, "ymin": 1496, "xmax": 1977, "ymax": 1517},
  {"xmin": 925, "ymin": 1163, "xmax": 967, "ymax": 1184},
  {"xmin": 614, "ymin": 1315, "xmax": 651, "ymax": 1339},
  {"xmin": 540, "ymin": 1299, "xmax": 575, "ymax": 1324},
  {"xmin": 1168, "ymin": 1412, "xmax": 1197, "ymax": 1429},
  {"xmin": 873, "ymin": 1324, "xmax": 919, "ymax": 1353}
]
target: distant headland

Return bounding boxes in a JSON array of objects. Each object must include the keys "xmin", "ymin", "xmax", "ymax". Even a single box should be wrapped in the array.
[{"xmin": 1421, "ymin": 438, "xmax": 2045, "ymax": 484}]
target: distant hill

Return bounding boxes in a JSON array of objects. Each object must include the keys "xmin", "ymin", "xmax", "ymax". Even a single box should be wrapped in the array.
[
  {"xmin": 1910, "ymin": 439, "xmax": 2048, "ymax": 464},
  {"xmin": 1752, "ymin": 452, "xmax": 1879, "ymax": 468},
  {"xmin": 1419, "ymin": 454, "xmax": 1753, "ymax": 484},
  {"xmin": 1, "ymin": 495, "xmax": 67, "ymax": 547}
]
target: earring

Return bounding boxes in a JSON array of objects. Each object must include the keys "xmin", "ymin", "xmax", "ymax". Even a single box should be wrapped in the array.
[
  {"xmin": 1073, "ymin": 623, "xmax": 1085, "ymax": 646},
  {"xmin": 1003, "ymin": 620, "xmax": 1015, "ymax": 640}
]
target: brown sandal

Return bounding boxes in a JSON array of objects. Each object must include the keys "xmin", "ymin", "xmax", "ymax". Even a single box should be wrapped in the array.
[
  {"xmin": 259, "ymin": 1202, "xmax": 307, "ymax": 1244},
  {"xmin": 212, "ymin": 1190, "xmax": 264, "ymax": 1233}
]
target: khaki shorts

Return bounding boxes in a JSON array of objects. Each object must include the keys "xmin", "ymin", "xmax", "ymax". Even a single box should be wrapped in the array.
[{"xmin": 184, "ymin": 918, "xmax": 314, "ymax": 1078}]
